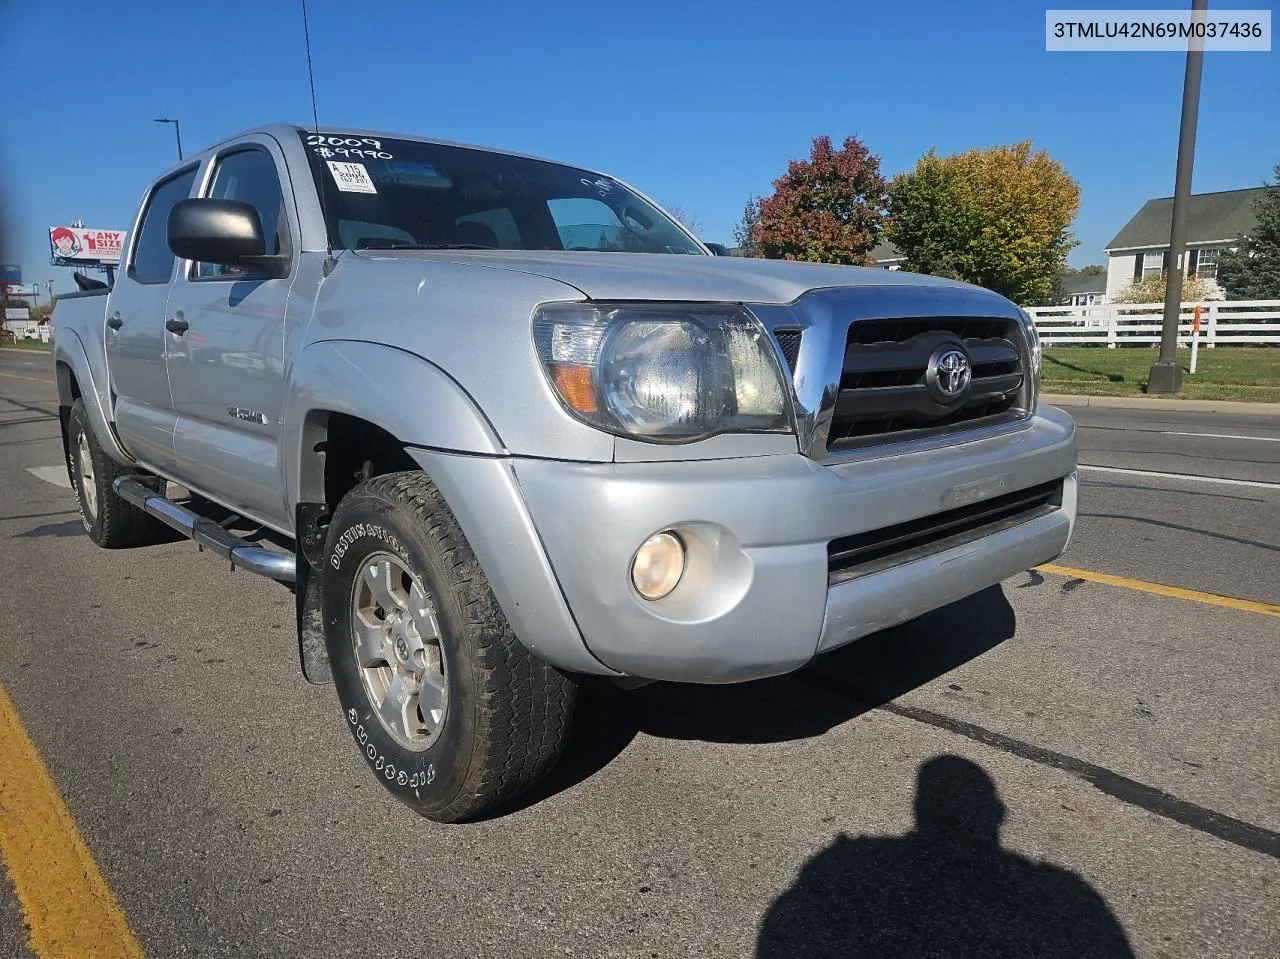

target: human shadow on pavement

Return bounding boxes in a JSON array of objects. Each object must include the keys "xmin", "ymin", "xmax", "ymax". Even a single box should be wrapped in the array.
[
  {"xmin": 495, "ymin": 585, "xmax": 1016, "ymax": 818},
  {"xmin": 757, "ymin": 755, "xmax": 1135, "ymax": 959}
]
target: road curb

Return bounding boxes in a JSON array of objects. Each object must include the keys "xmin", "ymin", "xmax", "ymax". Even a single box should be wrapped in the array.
[{"xmin": 1043, "ymin": 393, "xmax": 1280, "ymax": 417}]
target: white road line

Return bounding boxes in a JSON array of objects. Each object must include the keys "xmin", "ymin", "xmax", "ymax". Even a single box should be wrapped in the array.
[
  {"xmin": 1158, "ymin": 430, "xmax": 1280, "ymax": 443},
  {"xmin": 26, "ymin": 466, "xmax": 71, "ymax": 489},
  {"xmin": 1078, "ymin": 464, "xmax": 1280, "ymax": 491}
]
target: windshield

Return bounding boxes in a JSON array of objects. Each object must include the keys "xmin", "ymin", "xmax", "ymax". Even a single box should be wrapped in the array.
[{"xmin": 298, "ymin": 132, "xmax": 704, "ymax": 255}]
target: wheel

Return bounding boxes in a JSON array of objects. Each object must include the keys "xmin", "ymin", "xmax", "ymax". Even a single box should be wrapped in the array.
[
  {"xmin": 67, "ymin": 398, "xmax": 169, "ymax": 548},
  {"xmin": 322, "ymin": 471, "xmax": 576, "ymax": 822}
]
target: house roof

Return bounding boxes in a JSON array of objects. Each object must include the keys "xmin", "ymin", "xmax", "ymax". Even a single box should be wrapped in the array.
[
  {"xmin": 1106, "ymin": 187, "xmax": 1270, "ymax": 251},
  {"xmin": 870, "ymin": 239, "xmax": 904, "ymax": 261},
  {"xmin": 1061, "ymin": 272, "xmax": 1106, "ymax": 295}
]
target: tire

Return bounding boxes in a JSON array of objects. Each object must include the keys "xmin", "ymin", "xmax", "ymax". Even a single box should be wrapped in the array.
[
  {"xmin": 321, "ymin": 471, "xmax": 576, "ymax": 822},
  {"xmin": 67, "ymin": 398, "xmax": 169, "ymax": 548}
]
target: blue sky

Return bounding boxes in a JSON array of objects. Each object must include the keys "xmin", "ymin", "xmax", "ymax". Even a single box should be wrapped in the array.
[{"xmin": 1, "ymin": 0, "xmax": 1276, "ymax": 297}]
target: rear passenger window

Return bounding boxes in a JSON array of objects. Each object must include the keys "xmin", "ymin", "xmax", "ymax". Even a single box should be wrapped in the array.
[
  {"xmin": 130, "ymin": 167, "xmax": 198, "ymax": 284},
  {"xmin": 198, "ymin": 149, "xmax": 291, "ymax": 278}
]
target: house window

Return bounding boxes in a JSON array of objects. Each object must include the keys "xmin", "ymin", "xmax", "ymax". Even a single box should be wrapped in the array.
[
  {"xmin": 1195, "ymin": 247, "xmax": 1220, "ymax": 279},
  {"xmin": 1142, "ymin": 251, "xmax": 1166, "ymax": 278}
]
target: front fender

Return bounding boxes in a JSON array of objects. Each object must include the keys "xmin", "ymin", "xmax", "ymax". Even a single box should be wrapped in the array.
[
  {"xmin": 282, "ymin": 339, "xmax": 505, "ymax": 507},
  {"xmin": 52, "ymin": 328, "xmax": 134, "ymax": 466}
]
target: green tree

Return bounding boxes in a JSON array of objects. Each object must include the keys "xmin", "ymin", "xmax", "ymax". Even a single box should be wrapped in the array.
[
  {"xmin": 887, "ymin": 142, "xmax": 1080, "ymax": 305},
  {"xmin": 732, "ymin": 196, "xmax": 762, "ymax": 256},
  {"xmin": 1216, "ymin": 166, "xmax": 1280, "ymax": 300},
  {"xmin": 32, "ymin": 297, "xmax": 56, "ymax": 322},
  {"xmin": 756, "ymin": 135, "xmax": 889, "ymax": 265}
]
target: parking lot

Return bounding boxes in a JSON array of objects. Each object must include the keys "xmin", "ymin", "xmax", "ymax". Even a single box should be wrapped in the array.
[{"xmin": 0, "ymin": 346, "xmax": 1276, "ymax": 958}]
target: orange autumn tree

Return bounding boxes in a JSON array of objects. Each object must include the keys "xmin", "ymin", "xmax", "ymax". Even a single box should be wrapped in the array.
[{"xmin": 755, "ymin": 135, "xmax": 889, "ymax": 265}]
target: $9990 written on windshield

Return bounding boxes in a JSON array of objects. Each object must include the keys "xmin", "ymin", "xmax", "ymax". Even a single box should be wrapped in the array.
[{"xmin": 299, "ymin": 132, "xmax": 704, "ymax": 256}]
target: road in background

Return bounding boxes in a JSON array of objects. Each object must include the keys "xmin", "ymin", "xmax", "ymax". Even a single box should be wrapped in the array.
[
  {"xmin": 1061, "ymin": 404, "xmax": 1279, "ymax": 604},
  {"xmin": 0, "ymin": 348, "xmax": 1276, "ymax": 958}
]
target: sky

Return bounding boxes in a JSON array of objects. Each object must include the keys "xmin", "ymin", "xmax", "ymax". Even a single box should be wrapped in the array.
[{"xmin": 1, "ymin": 0, "xmax": 1277, "ymax": 299}]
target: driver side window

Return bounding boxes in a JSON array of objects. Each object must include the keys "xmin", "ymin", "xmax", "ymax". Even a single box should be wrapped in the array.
[{"xmin": 197, "ymin": 149, "xmax": 291, "ymax": 278}]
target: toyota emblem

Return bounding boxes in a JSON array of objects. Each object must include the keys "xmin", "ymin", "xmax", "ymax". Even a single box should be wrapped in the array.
[{"xmin": 927, "ymin": 347, "xmax": 972, "ymax": 402}]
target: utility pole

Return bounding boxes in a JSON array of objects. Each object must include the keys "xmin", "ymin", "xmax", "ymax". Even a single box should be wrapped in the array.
[
  {"xmin": 1148, "ymin": 0, "xmax": 1208, "ymax": 396},
  {"xmin": 154, "ymin": 117, "xmax": 183, "ymax": 161}
]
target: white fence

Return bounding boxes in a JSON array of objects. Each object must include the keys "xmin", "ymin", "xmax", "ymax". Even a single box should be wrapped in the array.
[{"xmin": 1024, "ymin": 300, "xmax": 1280, "ymax": 347}]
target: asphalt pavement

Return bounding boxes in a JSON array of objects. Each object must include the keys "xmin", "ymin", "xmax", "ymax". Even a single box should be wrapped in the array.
[{"xmin": 0, "ymin": 347, "xmax": 1276, "ymax": 959}]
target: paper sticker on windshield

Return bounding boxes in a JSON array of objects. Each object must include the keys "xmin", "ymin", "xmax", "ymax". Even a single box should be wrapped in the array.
[
  {"xmin": 387, "ymin": 161, "xmax": 439, "ymax": 178},
  {"xmin": 580, "ymin": 176, "xmax": 615, "ymax": 197},
  {"xmin": 327, "ymin": 161, "xmax": 378, "ymax": 194}
]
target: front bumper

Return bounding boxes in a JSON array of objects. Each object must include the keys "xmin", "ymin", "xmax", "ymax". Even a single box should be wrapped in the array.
[{"xmin": 512, "ymin": 406, "xmax": 1077, "ymax": 683}]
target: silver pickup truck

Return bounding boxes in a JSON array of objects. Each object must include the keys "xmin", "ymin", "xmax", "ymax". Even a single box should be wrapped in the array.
[{"xmin": 53, "ymin": 124, "xmax": 1077, "ymax": 821}]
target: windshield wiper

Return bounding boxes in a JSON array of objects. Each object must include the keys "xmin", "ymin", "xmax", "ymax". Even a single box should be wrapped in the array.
[
  {"xmin": 414, "ymin": 243, "xmax": 498, "ymax": 250},
  {"xmin": 355, "ymin": 239, "xmax": 497, "ymax": 251}
]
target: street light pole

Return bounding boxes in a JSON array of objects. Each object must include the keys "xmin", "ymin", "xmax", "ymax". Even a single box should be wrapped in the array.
[
  {"xmin": 154, "ymin": 117, "xmax": 183, "ymax": 161},
  {"xmin": 1148, "ymin": 0, "xmax": 1208, "ymax": 396}
]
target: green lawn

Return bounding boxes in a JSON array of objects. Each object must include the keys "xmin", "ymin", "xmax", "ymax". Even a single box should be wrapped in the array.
[
  {"xmin": 0, "ymin": 338, "xmax": 52, "ymax": 352},
  {"xmin": 1042, "ymin": 347, "xmax": 1280, "ymax": 403}
]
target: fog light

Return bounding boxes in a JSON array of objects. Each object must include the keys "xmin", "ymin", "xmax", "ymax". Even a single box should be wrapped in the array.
[{"xmin": 630, "ymin": 531, "xmax": 686, "ymax": 601}]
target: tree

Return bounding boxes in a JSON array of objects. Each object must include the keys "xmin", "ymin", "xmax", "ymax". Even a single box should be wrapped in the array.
[
  {"xmin": 1216, "ymin": 165, "xmax": 1280, "ymax": 300},
  {"xmin": 887, "ymin": 142, "xmax": 1080, "ymax": 305},
  {"xmin": 756, "ymin": 135, "xmax": 889, "ymax": 265},
  {"xmin": 664, "ymin": 204, "xmax": 704, "ymax": 238},
  {"xmin": 1112, "ymin": 272, "xmax": 1215, "ymax": 304},
  {"xmin": 32, "ymin": 298, "xmax": 56, "ymax": 322},
  {"xmin": 733, "ymin": 196, "xmax": 762, "ymax": 256}
]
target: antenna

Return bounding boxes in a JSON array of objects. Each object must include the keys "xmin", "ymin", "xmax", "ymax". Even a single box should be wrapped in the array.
[
  {"xmin": 300, "ymin": 0, "xmax": 335, "ymax": 269},
  {"xmin": 300, "ymin": 0, "xmax": 321, "ymax": 135}
]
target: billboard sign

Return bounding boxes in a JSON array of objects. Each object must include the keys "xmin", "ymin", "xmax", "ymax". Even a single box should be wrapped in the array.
[
  {"xmin": 49, "ymin": 226, "xmax": 127, "ymax": 265},
  {"xmin": 5, "ymin": 307, "xmax": 31, "ymax": 321},
  {"xmin": 0, "ymin": 264, "xmax": 20, "ymax": 284}
]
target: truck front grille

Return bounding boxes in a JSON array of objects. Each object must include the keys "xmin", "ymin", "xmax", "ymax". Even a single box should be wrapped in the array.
[
  {"xmin": 827, "ymin": 479, "xmax": 1063, "ymax": 585},
  {"xmin": 826, "ymin": 317, "xmax": 1028, "ymax": 451}
]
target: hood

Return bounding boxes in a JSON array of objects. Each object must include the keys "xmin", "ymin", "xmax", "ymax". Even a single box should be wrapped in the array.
[{"xmin": 348, "ymin": 249, "xmax": 1002, "ymax": 306}]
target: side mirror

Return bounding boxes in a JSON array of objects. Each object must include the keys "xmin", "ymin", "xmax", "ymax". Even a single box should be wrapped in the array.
[
  {"xmin": 705, "ymin": 242, "xmax": 731, "ymax": 257},
  {"xmin": 167, "ymin": 199, "xmax": 287, "ymax": 279}
]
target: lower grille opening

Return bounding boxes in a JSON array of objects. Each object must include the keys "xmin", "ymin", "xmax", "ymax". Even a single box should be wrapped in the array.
[{"xmin": 827, "ymin": 479, "xmax": 1063, "ymax": 584}]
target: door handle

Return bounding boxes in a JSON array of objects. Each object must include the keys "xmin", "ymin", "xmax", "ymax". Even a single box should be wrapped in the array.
[
  {"xmin": 106, "ymin": 314, "xmax": 123, "ymax": 330},
  {"xmin": 165, "ymin": 317, "xmax": 189, "ymax": 335}
]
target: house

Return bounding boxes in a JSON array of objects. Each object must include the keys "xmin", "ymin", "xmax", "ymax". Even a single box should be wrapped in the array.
[
  {"xmin": 1061, "ymin": 271, "xmax": 1107, "ymax": 307},
  {"xmin": 1104, "ymin": 187, "xmax": 1267, "ymax": 301},
  {"xmin": 869, "ymin": 240, "xmax": 905, "ymax": 270}
]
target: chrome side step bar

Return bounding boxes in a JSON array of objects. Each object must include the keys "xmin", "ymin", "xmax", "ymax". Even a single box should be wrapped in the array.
[{"xmin": 114, "ymin": 477, "xmax": 297, "ymax": 583}]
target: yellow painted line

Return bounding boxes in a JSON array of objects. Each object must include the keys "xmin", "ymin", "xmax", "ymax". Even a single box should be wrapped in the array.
[
  {"xmin": 0, "ymin": 371, "xmax": 54, "ymax": 386},
  {"xmin": 1037, "ymin": 563, "xmax": 1280, "ymax": 618},
  {"xmin": 0, "ymin": 682, "xmax": 145, "ymax": 958}
]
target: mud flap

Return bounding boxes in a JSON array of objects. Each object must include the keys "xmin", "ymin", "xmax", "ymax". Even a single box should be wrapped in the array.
[{"xmin": 296, "ymin": 502, "xmax": 333, "ymax": 685}]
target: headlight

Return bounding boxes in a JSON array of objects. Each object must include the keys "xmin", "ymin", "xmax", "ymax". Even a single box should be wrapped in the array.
[{"xmin": 533, "ymin": 303, "xmax": 792, "ymax": 442}]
